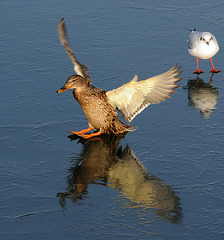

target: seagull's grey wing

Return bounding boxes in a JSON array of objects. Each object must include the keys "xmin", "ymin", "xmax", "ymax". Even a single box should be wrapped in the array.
[
  {"xmin": 58, "ymin": 18, "xmax": 92, "ymax": 84},
  {"xmin": 106, "ymin": 65, "xmax": 182, "ymax": 123},
  {"xmin": 188, "ymin": 31, "xmax": 200, "ymax": 50}
]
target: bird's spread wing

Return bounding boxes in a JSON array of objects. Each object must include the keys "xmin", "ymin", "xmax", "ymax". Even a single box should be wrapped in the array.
[
  {"xmin": 58, "ymin": 18, "xmax": 92, "ymax": 84},
  {"xmin": 106, "ymin": 65, "xmax": 182, "ymax": 123}
]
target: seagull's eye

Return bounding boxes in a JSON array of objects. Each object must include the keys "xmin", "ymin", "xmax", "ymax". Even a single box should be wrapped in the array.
[
  {"xmin": 210, "ymin": 37, "xmax": 213, "ymax": 41},
  {"xmin": 200, "ymin": 37, "xmax": 203, "ymax": 41}
]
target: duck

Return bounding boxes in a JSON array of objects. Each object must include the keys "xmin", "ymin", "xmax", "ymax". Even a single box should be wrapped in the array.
[
  {"xmin": 188, "ymin": 29, "xmax": 221, "ymax": 74},
  {"xmin": 57, "ymin": 18, "xmax": 182, "ymax": 139}
]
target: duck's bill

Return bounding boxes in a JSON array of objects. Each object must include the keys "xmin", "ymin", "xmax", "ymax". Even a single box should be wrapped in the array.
[{"xmin": 57, "ymin": 86, "xmax": 68, "ymax": 93}]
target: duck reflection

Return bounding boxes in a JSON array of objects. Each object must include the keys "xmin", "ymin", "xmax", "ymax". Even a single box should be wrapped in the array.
[
  {"xmin": 186, "ymin": 76, "xmax": 218, "ymax": 119},
  {"xmin": 57, "ymin": 134, "xmax": 182, "ymax": 223}
]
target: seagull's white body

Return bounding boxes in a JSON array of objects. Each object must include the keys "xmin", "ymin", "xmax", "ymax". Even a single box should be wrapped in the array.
[
  {"xmin": 188, "ymin": 30, "xmax": 221, "ymax": 74},
  {"xmin": 188, "ymin": 31, "xmax": 219, "ymax": 59}
]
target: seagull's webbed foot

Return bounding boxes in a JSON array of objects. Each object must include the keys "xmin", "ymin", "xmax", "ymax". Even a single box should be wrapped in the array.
[
  {"xmin": 210, "ymin": 68, "xmax": 221, "ymax": 74},
  {"xmin": 193, "ymin": 69, "xmax": 204, "ymax": 74}
]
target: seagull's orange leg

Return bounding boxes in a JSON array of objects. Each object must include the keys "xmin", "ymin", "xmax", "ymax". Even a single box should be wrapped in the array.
[
  {"xmin": 209, "ymin": 58, "xmax": 221, "ymax": 73},
  {"xmin": 193, "ymin": 58, "xmax": 204, "ymax": 74}
]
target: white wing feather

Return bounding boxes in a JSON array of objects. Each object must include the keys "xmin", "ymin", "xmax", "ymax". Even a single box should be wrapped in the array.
[{"xmin": 106, "ymin": 65, "xmax": 182, "ymax": 123}]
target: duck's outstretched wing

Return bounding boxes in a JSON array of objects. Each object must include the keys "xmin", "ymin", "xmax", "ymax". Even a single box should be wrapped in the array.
[
  {"xmin": 106, "ymin": 65, "xmax": 182, "ymax": 123},
  {"xmin": 58, "ymin": 18, "xmax": 92, "ymax": 84}
]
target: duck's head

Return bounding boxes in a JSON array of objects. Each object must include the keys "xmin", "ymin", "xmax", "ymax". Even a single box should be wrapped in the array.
[{"xmin": 57, "ymin": 75, "xmax": 88, "ymax": 93}]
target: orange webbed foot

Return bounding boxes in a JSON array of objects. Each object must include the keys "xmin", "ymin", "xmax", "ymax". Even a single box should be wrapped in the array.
[
  {"xmin": 68, "ymin": 127, "xmax": 102, "ymax": 139},
  {"xmin": 68, "ymin": 127, "xmax": 92, "ymax": 135},
  {"xmin": 75, "ymin": 131, "xmax": 102, "ymax": 139},
  {"xmin": 80, "ymin": 131, "xmax": 102, "ymax": 139},
  {"xmin": 193, "ymin": 69, "xmax": 204, "ymax": 74},
  {"xmin": 210, "ymin": 68, "xmax": 221, "ymax": 74}
]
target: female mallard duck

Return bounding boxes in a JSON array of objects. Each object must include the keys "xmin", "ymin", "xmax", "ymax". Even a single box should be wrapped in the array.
[{"xmin": 57, "ymin": 18, "xmax": 182, "ymax": 139}]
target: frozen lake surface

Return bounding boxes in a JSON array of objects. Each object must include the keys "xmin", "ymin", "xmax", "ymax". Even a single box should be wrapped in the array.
[{"xmin": 1, "ymin": 1, "xmax": 224, "ymax": 239}]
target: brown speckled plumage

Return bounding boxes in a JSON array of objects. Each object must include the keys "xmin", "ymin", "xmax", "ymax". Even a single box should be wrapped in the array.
[{"xmin": 72, "ymin": 81, "xmax": 133, "ymax": 134}]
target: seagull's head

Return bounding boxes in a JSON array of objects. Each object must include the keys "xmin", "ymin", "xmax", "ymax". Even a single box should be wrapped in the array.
[
  {"xmin": 199, "ymin": 32, "xmax": 213, "ymax": 46},
  {"xmin": 57, "ymin": 75, "xmax": 88, "ymax": 93}
]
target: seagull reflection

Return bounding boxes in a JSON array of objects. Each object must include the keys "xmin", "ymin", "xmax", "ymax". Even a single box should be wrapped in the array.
[
  {"xmin": 186, "ymin": 76, "xmax": 218, "ymax": 119},
  {"xmin": 57, "ymin": 134, "xmax": 182, "ymax": 223}
]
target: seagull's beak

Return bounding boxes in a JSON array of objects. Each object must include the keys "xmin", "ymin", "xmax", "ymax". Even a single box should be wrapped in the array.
[
  {"xmin": 206, "ymin": 41, "xmax": 209, "ymax": 46},
  {"xmin": 57, "ymin": 84, "xmax": 69, "ymax": 93}
]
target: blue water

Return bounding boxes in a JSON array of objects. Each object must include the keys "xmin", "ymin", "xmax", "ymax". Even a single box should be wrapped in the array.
[{"xmin": 1, "ymin": 0, "xmax": 224, "ymax": 239}]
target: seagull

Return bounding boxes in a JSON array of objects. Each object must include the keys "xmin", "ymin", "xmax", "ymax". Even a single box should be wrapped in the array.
[{"xmin": 188, "ymin": 29, "xmax": 221, "ymax": 74}]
